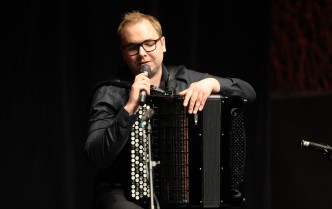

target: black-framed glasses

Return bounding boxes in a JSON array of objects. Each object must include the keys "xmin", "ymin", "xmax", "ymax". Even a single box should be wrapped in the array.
[{"xmin": 122, "ymin": 37, "xmax": 162, "ymax": 56}]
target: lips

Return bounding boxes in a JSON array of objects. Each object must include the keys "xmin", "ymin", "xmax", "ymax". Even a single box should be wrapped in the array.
[
  {"xmin": 138, "ymin": 62, "xmax": 150, "ymax": 69},
  {"xmin": 139, "ymin": 61, "xmax": 149, "ymax": 65}
]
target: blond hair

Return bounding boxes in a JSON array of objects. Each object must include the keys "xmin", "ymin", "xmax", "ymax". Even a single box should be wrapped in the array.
[{"xmin": 117, "ymin": 11, "xmax": 163, "ymax": 40}]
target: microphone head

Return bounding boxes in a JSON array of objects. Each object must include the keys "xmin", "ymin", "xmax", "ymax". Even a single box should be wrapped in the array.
[
  {"xmin": 140, "ymin": 65, "xmax": 151, "ymax": 76},
  {"xmin": 144, "ymin": 108, "xmax": 155, "ymax": 119},
  {"xmin": 140, "ymin": 108, "xmax": 155, "ymax": 123}
]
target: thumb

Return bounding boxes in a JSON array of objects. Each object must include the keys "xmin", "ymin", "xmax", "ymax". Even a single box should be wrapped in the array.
[{"xmin": 178, "ymin": 89, "xmax": 187, "ymax": 96}]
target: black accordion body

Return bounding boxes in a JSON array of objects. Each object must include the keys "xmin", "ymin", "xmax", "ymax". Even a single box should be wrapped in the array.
[{"xmin": 130, "ymin": 94, "xmax": 247, "ymax": 209}]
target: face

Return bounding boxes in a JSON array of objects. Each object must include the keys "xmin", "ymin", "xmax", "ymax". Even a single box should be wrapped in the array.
[{"xmin": 120, "ymin": 19, "xmax": 166, "ymax": 77}]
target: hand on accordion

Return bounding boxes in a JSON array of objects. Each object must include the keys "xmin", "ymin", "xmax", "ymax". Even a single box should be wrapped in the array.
[{"xmin": 178, "ymin": 78, "xmax": 220, "ymax": 114}]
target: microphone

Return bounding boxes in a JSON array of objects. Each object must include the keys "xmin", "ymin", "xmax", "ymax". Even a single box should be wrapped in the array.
[
  {"xmin": 139, "ymin": 65, "xmax": 152, "ymax": 106},
  {"xmin": 140, "ymin": 108, "xmax": 155, "ymax": 122},
  {"xmin": 299, "ymin": 140, "xmax": 332, "ymax": 153}
]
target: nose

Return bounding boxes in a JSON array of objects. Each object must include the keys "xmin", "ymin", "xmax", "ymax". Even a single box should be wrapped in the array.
[{"xmin": 138, "ymin": 45, "xmax": 147, "ymax": 56}]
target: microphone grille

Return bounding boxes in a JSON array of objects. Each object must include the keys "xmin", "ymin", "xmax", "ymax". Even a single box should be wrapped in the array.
[{"xmin": 140, "ymin": 65, "xmax": 151, "ymax": 75}]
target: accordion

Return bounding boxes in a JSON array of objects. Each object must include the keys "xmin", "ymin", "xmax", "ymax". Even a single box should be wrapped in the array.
[{"xmin": 130, "ymin": 94, "xmax": 247, "ymax": 208}]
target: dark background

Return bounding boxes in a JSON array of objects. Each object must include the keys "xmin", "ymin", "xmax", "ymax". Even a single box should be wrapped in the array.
[{"xmin": 2, "ymin": 0, "xmax": 332, "ymax": 209}]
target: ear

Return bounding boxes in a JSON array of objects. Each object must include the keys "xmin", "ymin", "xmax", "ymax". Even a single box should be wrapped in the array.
[{"xmin": 161, "ymin": 36, "xmax": 166, "ymax": 52}]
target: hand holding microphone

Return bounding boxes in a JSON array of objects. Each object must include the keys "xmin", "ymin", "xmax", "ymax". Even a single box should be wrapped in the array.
[
  {"xmin": 124, "ymin": 65, "xmax": 151, "ymax": 115},
  {"xmin": 139, "ymin": 65, "xmax": 152, "ymax": 106}
]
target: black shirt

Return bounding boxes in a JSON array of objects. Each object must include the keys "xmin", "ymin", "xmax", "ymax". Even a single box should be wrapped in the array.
[{"xmin": 84, "ymin": 64, "xmax": 256, "ymax": 196}]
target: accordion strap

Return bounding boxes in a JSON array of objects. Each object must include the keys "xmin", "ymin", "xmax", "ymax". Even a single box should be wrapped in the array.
[{"xmin": 166, "ymin": 65, "xmax": 185, "ymax": 93}]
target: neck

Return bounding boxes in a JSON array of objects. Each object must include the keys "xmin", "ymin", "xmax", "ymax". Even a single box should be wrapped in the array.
[{"xmin": 150, "ymin": 66, "xmax": 162, "ymax": 87}]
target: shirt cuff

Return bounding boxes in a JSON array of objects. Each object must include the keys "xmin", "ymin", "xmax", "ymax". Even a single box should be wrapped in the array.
[{"xmin": 116, "ymin": 107, "xmax": 138, "ymax": 128}]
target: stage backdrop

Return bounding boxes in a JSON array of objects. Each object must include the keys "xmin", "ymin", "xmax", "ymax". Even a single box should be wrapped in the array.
[{"xmin": 270, "ymin": 1, "xmax": 332, "ymax": 209}]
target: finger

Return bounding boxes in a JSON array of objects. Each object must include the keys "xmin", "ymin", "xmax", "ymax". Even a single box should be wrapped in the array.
[
  {"xmin": 193, "ymin": 93, "xmax": 204, "ymax": 114},
  {"xmin": 188, "ymin": 91, "xmax": 198, "ymax": 114},
  {"xmin": 198, "ymin": 97, "xmax": 206, "ymax": 111},
  {"xmin": 178, "ymin": 89, "xmax": 187, "ymax": 96},
  {"xmin": 182, "ymin": 89, "xmax": 192, "ymax": 107},
  {"xmin": 141, "ymin": 80, "xmax": 150, "ymax": 95}
]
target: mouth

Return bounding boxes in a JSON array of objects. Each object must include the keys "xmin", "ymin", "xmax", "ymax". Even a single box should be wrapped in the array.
[
  {"xmin": 138, "ymin": 62, "xmax": 151, "ymax": 69},
  {"xmin": 139, "ymin": 61, "xmax": 149, "ymax": 65}
]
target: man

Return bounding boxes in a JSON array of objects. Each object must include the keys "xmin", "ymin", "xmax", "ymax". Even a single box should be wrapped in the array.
[{"xmin": 85, "ymin": 11, "xmax": 256, "ymax": 209}]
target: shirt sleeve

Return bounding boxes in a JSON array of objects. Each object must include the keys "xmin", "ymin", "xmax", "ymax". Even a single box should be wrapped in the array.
[
  {"xmin": 84, "ymin": 85, "xmax": 137, "ymax": 169},
  {"xmin": 177, "ymin": 67, "xmax": 256, "ymax": 103},
  {"xmin": 214, "ymin": 77, "xmax": 257, "ymax": 103}
]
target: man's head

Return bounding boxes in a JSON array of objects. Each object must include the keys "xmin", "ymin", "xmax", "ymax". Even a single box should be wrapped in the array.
[{"xmin": 117, "ymin": 11, "xmax": 166, "ymax": 77}]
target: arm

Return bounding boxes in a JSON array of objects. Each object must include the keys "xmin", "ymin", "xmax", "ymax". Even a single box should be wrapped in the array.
[
  {"xmin": 178, "ymin": 77, "xmax": 220, "ymax": 114},
  {"xmin": 84, "ymin": 71, "xmax": 150, "ymax": 169},
  {"xmin": 215, "ymin": 76, "xmax": 256, "ymax": 103},
  {"xmin": 84, "ymin": 86, "xmax": 137, "ymax": 169},
  {"xmin": 177, "ymin": 68, "xmax": 256, "ymax": 114}
]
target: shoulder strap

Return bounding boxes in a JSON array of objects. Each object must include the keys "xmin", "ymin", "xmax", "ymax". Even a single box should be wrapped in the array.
[
  {"xmin": 166, "ymin": 65, "xmax": 185, "ymax": 93},
  {"xmin": 167, "ymin": 65, "xmax": 185, "ymax": 79}
]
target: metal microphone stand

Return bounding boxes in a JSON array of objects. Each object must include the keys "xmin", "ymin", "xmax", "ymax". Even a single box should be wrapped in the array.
[
  {"xmin": 320, "ymin": 147, "xmax": 332, "ymax": 162},
  {"xmin": 140, "ymin": 109, "xmax": 160, "ymax": 209}
]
